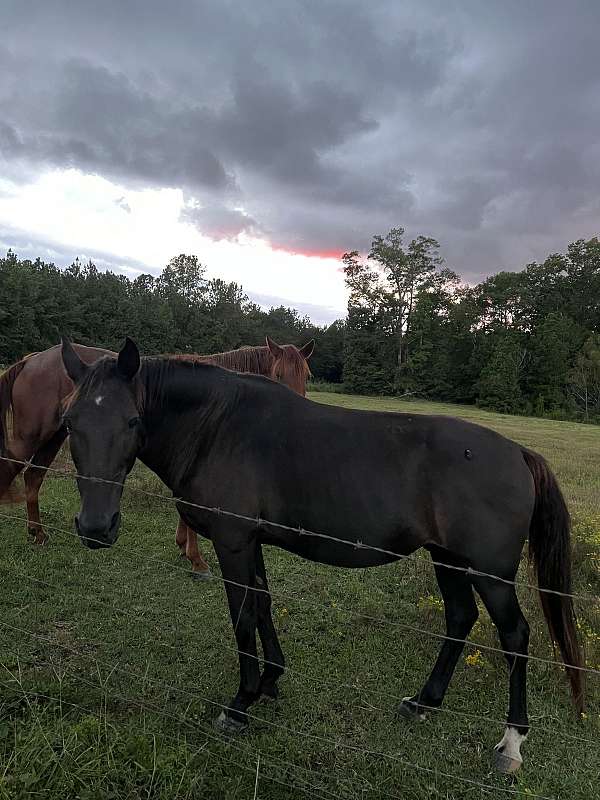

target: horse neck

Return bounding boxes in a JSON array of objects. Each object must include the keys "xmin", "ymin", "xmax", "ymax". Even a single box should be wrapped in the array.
[{"xmin": 138, "ymin": 361, "xmax": 237, "ymax": 492}]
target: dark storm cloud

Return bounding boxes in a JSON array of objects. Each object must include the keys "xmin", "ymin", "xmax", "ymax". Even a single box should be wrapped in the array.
[
  {"xmin": 180, "ymin": 202, "xmax": 262, "ymax": 240},
  {"xmin": 2, "ymin": 0, "xmax": 600, "ymax": 277}
]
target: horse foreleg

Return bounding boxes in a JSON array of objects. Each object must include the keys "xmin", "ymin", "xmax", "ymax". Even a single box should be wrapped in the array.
[
  {"xmin": 399, "ymin": 551, "xmax": 478, "ymax": 721},
  {"xmin": 24, "ymin": 429, "xmax": 67, "ymax": 545},
  {"xmin": 213, "ymin": 535, "xmax": 260, "ymax": 733}
]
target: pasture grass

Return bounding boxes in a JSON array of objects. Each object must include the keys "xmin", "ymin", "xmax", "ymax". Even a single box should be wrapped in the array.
[{"xmin": 0, "ymin": 393, "xmax": 598, "ymax": 799}]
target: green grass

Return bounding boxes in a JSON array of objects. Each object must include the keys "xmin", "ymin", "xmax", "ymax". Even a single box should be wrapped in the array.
[{"xmin": 0, "ymin": 393, "xmax": 598, "ymax": 799}]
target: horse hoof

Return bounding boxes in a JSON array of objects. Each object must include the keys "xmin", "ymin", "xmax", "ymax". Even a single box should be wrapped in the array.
[
  {"xmin": 213, "ymin": 711, "xmax": 248, "ymax": 735},
  {"xmin": 494, "ymin": 748, "xmax": 522, "ymax": 774},
  {"xmin": 191, "ymin": 569, "xmax": 212, "ymax": 581},
  {"xmin": 398, "ymin": 697, "xmax": 427, "ymax": 722}
]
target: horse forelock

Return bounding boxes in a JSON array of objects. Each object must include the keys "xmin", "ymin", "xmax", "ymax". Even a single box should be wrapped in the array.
[
  {"xmin": 284, "ymin": 344, "xmax": 312, "ymax": 377},
  {"xmin": 275, "ymin": 344, "xmax": 311, "ymax": 392},
  {"xmin": 62, "ymin": 357, "xmax": 145, "ymax": 414}
]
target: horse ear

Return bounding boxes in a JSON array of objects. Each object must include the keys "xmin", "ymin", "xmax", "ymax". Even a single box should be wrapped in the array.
[
  {"xmin": 299, "ymin": 339, "xmax": 315, "ymax": 360},
  {"xmin": 117, "ymin": 337, "xmax": 141, "ymax": 381},
  {"xmin": 266, "ymin": 335, "xmax": 284, "ymax": 357},
  {"xmin": 61, "ymin": 336, "xmax": 88, "ymax": 384}
]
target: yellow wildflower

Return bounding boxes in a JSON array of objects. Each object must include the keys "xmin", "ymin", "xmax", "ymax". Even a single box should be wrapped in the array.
[{"xmin": 465, "ymin": 649, "xmax": 484, "ymax": 667}]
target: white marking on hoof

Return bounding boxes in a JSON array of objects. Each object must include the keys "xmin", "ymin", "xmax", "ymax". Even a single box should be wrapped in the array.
[
  {"xmin": 399, "ymin": 697, "xmax": 427, "ymax": 722},
  {"xmin": 494, "ymin": 726, "xmax": 526, "ymax": 773},
  {"xmin": 94, "ymin": 395, "xmax": 104, "ymax": 406},
  {"xmin": 213, "ymin": 710, "xmax": 248, "ymax": 735}
]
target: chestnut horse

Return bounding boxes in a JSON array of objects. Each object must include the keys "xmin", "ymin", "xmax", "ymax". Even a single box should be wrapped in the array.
[{"xmin": 0, "ymin": 336, "xmax": 313, "ymax": 576}]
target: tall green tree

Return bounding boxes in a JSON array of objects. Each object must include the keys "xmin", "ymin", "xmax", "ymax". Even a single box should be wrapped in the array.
[
  {"xmin": 526, "ymin": 313, "xmax": 583, "ymax": 413},
  {"xmin": 477, "ymin": 333, "xmax": 526, "ymax": 413},
  {"xmin": 568, "ymin": 334, "xmax": 600, "ymax": 421},
  {"xmin": 343, "ymin": 228, "xmax": 457, "ymax": 393}
]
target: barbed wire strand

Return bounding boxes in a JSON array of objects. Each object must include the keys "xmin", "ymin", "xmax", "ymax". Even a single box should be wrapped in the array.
[
  {"xmin": 1, "ymin": 452, "xmax": 598, "ymax": 604},
  {"xmin": 0, "ymin": 666, "xmax": 339, "ymax": 800},
  {"xmin": 1, "ymin": 646, "xmax": 363, "ymax": 800},
  {"xmin": 6, "ymin": 650, "xmax": 518, "ymax": 800},
  {"xmin": 0, "ymin": 558, "xmax": 597, "ymax": 748},
  {"xmin": 0, "ymin": 618, "xmax": 557, "ymax": 799},
  {"xmin": 0, "ymin": 660, "xmax": 442, "ymax": 800},
  {"xmin": 1, "ymin": 507, "xmax": 598, "ymax": 678}
]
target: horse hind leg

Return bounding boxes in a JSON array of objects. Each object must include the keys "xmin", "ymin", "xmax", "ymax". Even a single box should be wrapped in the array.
[
  {"xmin": 0, "ymin": 430, "xmax": 33, "ymax": 504},
  {"xmin": 472, "ymin": 575, "xmax": 529, "ymax": 774},
  {"xmin": 0, "ymin": 455, "xmax": 25, "ymax": 504},
  {"xmin": 184, "ymin": 525, "xmax": 212, "ymax": 580},
  {"xmin": 175, "ymin": 517, "xmax": 188, "ymax": 556},
  {"xmin": 399, "ymin": 547, "xmax": 478, "ymax": 721},
  {"xmin": 0, "ymin": 433, "xmax": 34, "ymax": 505},
  {"xmin": 24, "ymin": 429, "xmax": 67, "ymax": 545},
  {"xmin": 255, "ymin": 544, "xmax": 285, "ymax": 701}
]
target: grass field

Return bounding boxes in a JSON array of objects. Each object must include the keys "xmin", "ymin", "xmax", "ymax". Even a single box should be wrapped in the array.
[{"xmin": 0, "ymin": 393, "xmax": 598, "ymax": 799}]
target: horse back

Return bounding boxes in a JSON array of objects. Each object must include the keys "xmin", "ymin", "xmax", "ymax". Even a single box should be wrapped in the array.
[{"xmin": 183, "ymin": 393, "xmax": 535, "ymax": 571}]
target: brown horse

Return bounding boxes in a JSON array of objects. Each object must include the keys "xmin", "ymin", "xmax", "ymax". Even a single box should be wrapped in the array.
[{"xmin": 0, "ymin": 336, "xmax": 313, "ymax": 576}]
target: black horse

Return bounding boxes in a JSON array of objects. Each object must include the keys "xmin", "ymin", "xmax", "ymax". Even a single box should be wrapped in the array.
[{"xmin": 60, "ymin": 337, "xmax": 583, "ymax": 774}]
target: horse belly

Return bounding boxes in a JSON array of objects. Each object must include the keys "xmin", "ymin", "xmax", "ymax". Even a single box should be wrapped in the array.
[{"xmin": 260, "ymin": 502, "xmax": 424, "ymax": 568}]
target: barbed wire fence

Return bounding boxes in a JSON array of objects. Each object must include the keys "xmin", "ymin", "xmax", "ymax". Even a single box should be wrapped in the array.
[{"xmin": 0, "ymin": 452, "xmax": 598, "ymax": 798}]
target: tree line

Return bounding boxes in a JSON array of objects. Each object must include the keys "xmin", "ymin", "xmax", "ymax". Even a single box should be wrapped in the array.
[
  {"xmin": 2, "ymin": 233, "xmax": 600, "ymax": 421},
  {"xmin": 0, "ymin": 250, "xmax": 344, "ymax": 383},
  {"xmin": 343, "ymin": 229, "xmax": 600, "ymax": 421}
]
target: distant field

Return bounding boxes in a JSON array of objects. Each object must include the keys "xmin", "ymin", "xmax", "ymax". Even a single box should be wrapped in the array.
[{"xmin": 0, "ymin": 392, "xmax": 598, "ymax": 799}]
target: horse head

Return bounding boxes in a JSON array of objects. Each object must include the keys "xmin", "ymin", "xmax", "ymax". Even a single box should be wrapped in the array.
[{"xmin": 265, "ymin": 336, "xmax": 314, "ymax": 396}]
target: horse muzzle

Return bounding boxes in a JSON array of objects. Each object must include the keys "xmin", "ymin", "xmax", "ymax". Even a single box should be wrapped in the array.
[{"xmin": 75, "ymin": 511, "xmax": 121, "ymax": 549}]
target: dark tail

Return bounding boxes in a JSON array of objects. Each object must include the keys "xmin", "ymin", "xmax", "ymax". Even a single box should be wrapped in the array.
[
  {"xmin": 0, "ymin": 359, "xmax": 28, "ymax": 503},
  {"xmin": 522, "ymin": 448, "xmax": 584, "ymax": 714}
]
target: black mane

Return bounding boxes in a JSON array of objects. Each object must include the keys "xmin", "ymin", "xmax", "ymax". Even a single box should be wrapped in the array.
[
  {"xmin": 66, "ymin": 355, "xmax": 296, "ymax": 490},
  {"xmin": 65, "ymin": 354, "xmax": 284, "ymax": 415}
]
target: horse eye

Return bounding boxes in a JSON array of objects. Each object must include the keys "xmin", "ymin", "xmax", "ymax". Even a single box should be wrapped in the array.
[
  {"xmin": 64, "ymin": 418, "xmax": 72, "ymax": 433},
  {"xmin": 128, "ymin": 417, "xmax": 140, "ymax": 429}
]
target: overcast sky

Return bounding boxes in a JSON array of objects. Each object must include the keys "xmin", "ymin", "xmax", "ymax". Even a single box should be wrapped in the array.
[{"xmin": 2, "ymin": 1, "xmax": 600, "ymax": 323}]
